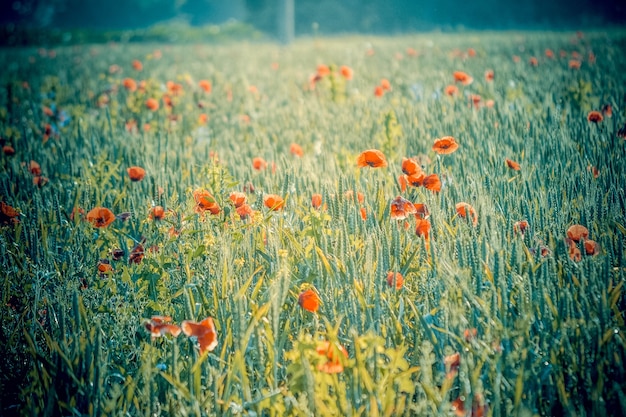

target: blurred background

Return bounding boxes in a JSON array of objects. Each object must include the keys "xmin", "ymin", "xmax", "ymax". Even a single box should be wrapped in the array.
[{"xmin": 1, "ymin": 0, "xmax": 625, "ymax": 45}]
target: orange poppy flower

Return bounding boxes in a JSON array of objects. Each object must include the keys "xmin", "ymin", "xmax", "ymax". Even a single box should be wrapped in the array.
[
  {"xmin": 317, "ymin": 64, "xmax": 331, "ymax": 77},
  {"xmin": 444, "ymin": 84, "xmax": 459, "ymax": 96},
  {"xmin": 569, "ymin": 59, "xmax": 581, "ymax": 69},
  {"xmin": 357, "ymin": 149, "xmax": 387, "ymax": 168},
  {"xmin": 28, "ymin": 160, "xmax": 42, "ymax": 176},
  {"xmin": 252, "ymin": 157, "xmax": 268, "ymax": 171},
  {"xmin": 512, "ymin": 55, "xmax": 521, "ymax": 63},
  {"xmin": 127, "ymin": 166, "xmax": 146, "ymax": 181},
  {"xmin": 545, "ymin": 48, "xmax": 554, "ymax": 58},
  {"xmin": 290, "ymin": 143, "xmax": 304, "ymax": 157},
  {"xmin": 463, "ymin": 328, "xmax": 478, "ymax": 342},
  {"xmin": 401, "ymin": 157, "xmax": 420, "ymax": 176},
  {"xmin": 97, "ymin": 259, "xmax": 113, "ymax": 276},
  {"xmin": 566, "ymin": 224, "xmax": 588, "ymax": 242},
  {"xmin": 122, "ymin": 78, "xmax": 137, "ymax": 92},
  {"xmin": 198, "ymin": 80, "xmax": 212, "ymax": 93},
  {"xmin": 340, "ymin": 65, "xmax": 353, "ymax": 80},
  {"xmin": 145, "ymin": 316, "xmax": 181, "ymax": 339},
  {"xmin": 344, "ymin": 190, "xmax": 365, "ymax": 204},
  {"xmin": 584, "ymin": 239, "xmax": 600, "ymax": 256},
  {"xmin": 149, "ymin": 206, "xmax": 165, "ymax": 220},
  {"xmin": 569, "ymin": 244, "xmax": 582, "ymax": 262},
  {"xmin": 264, "ymin": 194, "xmax": 285, "ymax": 211},
  {"xmin": 407, "ymin": 47, "xmax": 418, "ymax": 56},
  {"xmin": 316, "ymin": 340, "xmax": 348, "ymax": 373},
  {"xmin": 415, "ymin": 218, "xmax": 431, "ymax": 240},
  {"xmin": 360, "ymin": 207, "xmax": 367, "ymax": 221},
  {"xmin": 398, "ymin": 175, "xmax": 408, "ymax": 192},
  {"xmin": 513, "ymin": 220, "xmax": 529, "ymax": 235},
  {"xmin": 145, "ymin": 98, "xmax": 159, "ymax": 111},
  {"xmin": 298, "ymin": 288, "xmax": 321, "ymax": 313},
  {"xmin": 432, "ymin": 136, "xmax": 459, "ymax": 154},
  {"xmin": 194, "ymin": 189, "xmax": 220, "ymax": 215},
  {"xmin": 86, "ymin": 207, "xmax": 115, "ymax": 228},
  {"xmin": 422, "ymin": 174, "xmax": 441, "ymax": 192},
  {"xmin": 467, "ymin": 47, "xmax": 476, "ymax": 57},
  {"xmin": 506, "ymin": 159, "xmax": 521, "ymax": 171},
  {"xmin": 380, "ymin": 78, "xmax": 391, "ymax": 91},
  {"xmin": 529, "ymin": 56, "xmax": 538, "ymax": 66},
  {"xmin": 181, "ymin": 317, "xmax": 218, "ymax": 354},
  {"xmin": 587, "ymin": 111, "xmax": 603, "ymax": 123},
  {"xmin": 129, "ymin": 243, "xmax": 144, "ymax": 264},
  {"xmin": 2, "ymin": 145, "xmax": 15, "ymax": 156},
  {"xmin": 386, "ymin": 271, "xmax": 404, "ymax": 289},
  {"xmin": 311, "ymin": 193, "xmax": 323, "ymax": 209},
  {"xmin": 412, "ymin": 203, "xmax": 429, "ymax": 219},
  {"xmin": 406, "ymin": 172, "xmax": 426, "ymax": 187},
  {"xmin": 374, "ymin": 85, "xmax": 384, "ymax": 97},
  {"xmin": 229, "ymin": 191, "xmax": 246, "ymax": 208},
  {"xmin": 236, "ymin": 203, "xmax": 254, "ymax": 220},
  {"xmin": 455, "ymin": 202, "xmax": 478, "ymax": 226},
  {"xmin": 451, "ymin": 393, "xmax": 488, "ymax": 417},
  {"xmin": 484, "ymin": 69, "xmax": 494, "ymax": 82},
  {"xmin": 132, "ymin": 59, "xmax": 143, "ymax": 71},
  {"xmin": 198, "ymin": 113, "xmax": 208, "ymax": 124},
  {"xmin": 390, "ymin": 196, "xmax": 417, "ymax": 220},
  {"xmin": 0, "ymin": 201, "xmax": 19, "ymax": 224},
  {"xmin": 453, "ymin": 71, "xmax": 473, "ymax": 86}
]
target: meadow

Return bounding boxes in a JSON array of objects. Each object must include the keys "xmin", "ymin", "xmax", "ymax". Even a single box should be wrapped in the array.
[{"xmin": 0, "ymin": 29, "xmax": 625, "ymax": 416}]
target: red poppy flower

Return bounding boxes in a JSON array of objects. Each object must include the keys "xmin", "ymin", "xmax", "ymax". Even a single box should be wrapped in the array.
[
  {"xmin": 194, "ymin": 189, "xmax": 220, "ymax": 215},
  {"xmin": 0, "ymin": 201, "xmax": 19, "ymax": 224},
  {"xmin": 386, "ymin": 271, "xmax": 404, "ymax": 289},
  {"xmin": 484, "ymin": 69, "xmax": 494, "ymax": 82},
  {"xmin": 150, "ymin": 206, "xmax": 165, "ymax": 220},
  {"xmin": 132, "ymin": 59, "xmax": 143, "ymax": 71},
  {"xmin": 145, "ymin": 316, "xmax": 181, "ymax": 339},
  {"xmin": 506, "ymin": 159, "xmax": 521, "ymax": 171},
  {"xmin": 298, "ymin": 288, "xmax": 321, "ymax": 313},
  {"xmin": 311, "ymin": 193, "xmax": 323, "ymax": 209},
  {"xmin": 529, "ymin": 57, "xmax": 538, "ymax": 66},
  {"xmin": 127, "ymin": 166, "xmax": 146, "ymax": 181},
  {"xmin": 584, "ymin": 239, "xmax": 600, "ymax": 256},
  {"xmin": 340, "ymin": 65, "xmax": 353, "ymax": 80},
  {"xmin": 2, "ymin": 145, "xmax": 15, "ymax": 156},
  {"xmin": 122, "ymin": 78, "xmax": 137, "ymax": 92},
  {"xmin": 455, "ymin": 202, "xmax": 478, "ymax": 226},
  {"xmin": 145, "ymin": 98, "xmax": 159, "ymax": 111},
  {"xmin": 236, "ymin": 204, "xmax": 254, "ymax": 220},
  {"xmin": 374, "ymin": 85, "xmax": 384, "ymax": 97},
  {"xmin": 229, "ymin": 192, "xmax": 247, "ymax": 208},
  {"xmin": 316, "ymin": 341, "xmax": 348, "ymax": 373},
  {"xmin": 390, "ymin": 196, "xmax": 417, "ymax": 220},
  {"xmin": 129, "ymin": 243, "xmax": 144, "ymax": 264},
  {"xmin": 264, "ymin": 194, "xmax": 285, "ymax": 211},
  {"xmin": 86, "ymin": 207, "xmax": 115, "ymax": 228},
  {"xmin": 513, "ymin": 220, "xmax": 529, "ymax": 235},
  {"xmin": 444, "ymin": 84, "xmax": 459, "ymax": 96},
  {"xmin": 587, "ymin": 111, "xmax": 603, "ymax": 123},
  {"xmin": 252, "ymin": 157, "xmax": 268, "ymax": 171},
  {"xmin": 566, "ymin": 224, "xmax": 588, "ymax": 242},
  {"xmin": 380, "ymin": 79, "xmax": 391, "ymax": 91},
  {"xmin": 422, "ymin": 174, "xmax": 442, "ymax": 192},
  {"xmin": 181, "ymin": 317, "xmax": 218, "ymax": 354},
  {"xmin": 433, "ymin": 136, "xmax": 459, "ymax": 154},
  {"xmin": 453, "ymin": 71, "xmax": 473, "ymax": 86},
  {"xmin": 415, "ymin": 218, "xmax": 431, "ymax": 240},
  {"xmin": 290, "ymin": 143, "xmax": 304, "ymax": 157},
  {"xmin": 401, "ymin": 157, "xmax": 420, "ymax": 176},
  {"xmin": 317, "ymin": 64, "xmax": 331, "ymax": 77},
  {"xmin": 357, "ymin": 149, "xmax": 387, "ymax": 168},
  {"xmin": 569, "ymin": 59, "xmax": 581, "ymax": 69},
  {"xmin": 198, "ymin": 80, "xmax": 212, "ymax": 93}
]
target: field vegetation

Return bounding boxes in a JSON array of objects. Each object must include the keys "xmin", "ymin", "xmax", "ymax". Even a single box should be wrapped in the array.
[{"xmin": 1, "ymin": 29, "xmax": 625, "ymax": 416}]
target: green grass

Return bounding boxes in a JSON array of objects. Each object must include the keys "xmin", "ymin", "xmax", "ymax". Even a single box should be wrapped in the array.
[{"xmin": 1, "ymin": 29, "xmax": 625, "ymax": 416}]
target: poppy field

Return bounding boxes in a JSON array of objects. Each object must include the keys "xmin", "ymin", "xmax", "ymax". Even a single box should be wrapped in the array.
[{"xmin": 1, "ymin": 29, "xmax": 626, "ymax": 416}]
